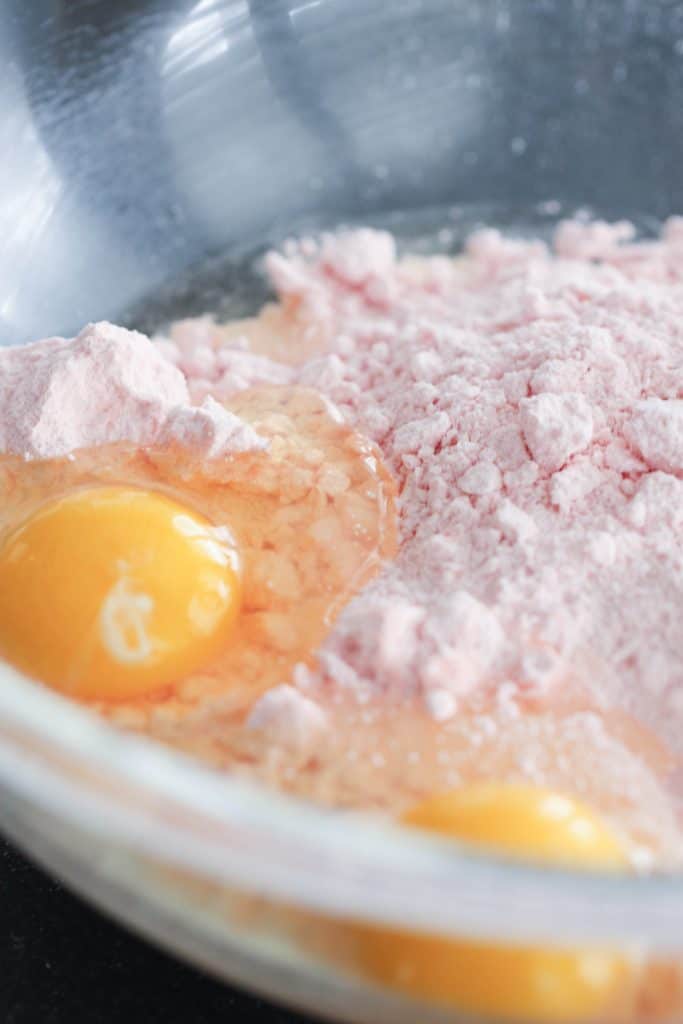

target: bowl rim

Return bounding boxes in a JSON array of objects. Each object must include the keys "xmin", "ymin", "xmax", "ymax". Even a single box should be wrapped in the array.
[{"xmin": 2, "ymin": 660, "xmax": 683, "ymax": 950}]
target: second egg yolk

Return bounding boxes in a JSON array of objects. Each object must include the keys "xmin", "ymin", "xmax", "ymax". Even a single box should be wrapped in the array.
[
  {"xmin": 0, "ymin": 486, "xmax": 241, "ymax": 700},
  {"xmin": 350, "ymin": 784, "xmax": 632, "ymax": 1023}
]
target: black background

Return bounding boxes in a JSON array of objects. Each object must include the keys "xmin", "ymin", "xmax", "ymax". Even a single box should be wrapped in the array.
[{"xmin": 1, "ymin": 837, "xmax": 311, "ymax": 1024}]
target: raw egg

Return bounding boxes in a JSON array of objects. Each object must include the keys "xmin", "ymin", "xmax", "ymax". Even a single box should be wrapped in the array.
[
  {"xmin": 0, "ymin": 486, "xmax": 241, "ymax": 700},
  {"xmin": 0, "ymin": 386, "xmax": 396, "ymax": 734},
  {"xmin": 350, "ymin": 783, "xmax": 632, "ymax": 1022}
]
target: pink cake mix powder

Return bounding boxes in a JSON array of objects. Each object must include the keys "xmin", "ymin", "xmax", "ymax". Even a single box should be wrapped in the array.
[
  {"xmin": 0, "ymin": 320, "xmax": 265, "ymax": 460},
  {"xmin": 155, "ymin": 218, "xmax": 683, "ymax": 759}
]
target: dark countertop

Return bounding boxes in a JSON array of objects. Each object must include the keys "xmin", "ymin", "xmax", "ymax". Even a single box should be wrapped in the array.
[{"xmin": 1, "ymin": 836, "xmax": 312, "ymax": 1024}]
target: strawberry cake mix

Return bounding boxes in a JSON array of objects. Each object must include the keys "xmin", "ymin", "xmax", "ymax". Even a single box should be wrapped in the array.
[{"xmin": 2, "ymin": 218, "xmax": 683, "ymax": 867}]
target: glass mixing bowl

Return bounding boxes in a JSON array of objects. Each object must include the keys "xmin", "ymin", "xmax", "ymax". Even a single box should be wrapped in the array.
[{"xmin": 3, "ymin": 2, "xmax": 683, "ymax": 1021}]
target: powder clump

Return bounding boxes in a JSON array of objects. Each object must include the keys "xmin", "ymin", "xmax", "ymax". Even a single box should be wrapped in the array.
[
  {"xmin": 165, "ymin": 218, "xmax": 683, "ymax": 749},
  {"xmin": 0, "ymin": 321, "xmax": 264, "ymax": 460}
]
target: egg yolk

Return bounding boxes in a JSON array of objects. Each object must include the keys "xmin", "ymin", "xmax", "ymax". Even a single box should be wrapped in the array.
[
  {"xmin": 351, "ymin": 784, "xmax": 632, "ymax": 1022},
  {"xmin": 0, "ymin": 486, "xmax": 241, "ymax": 700}
]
